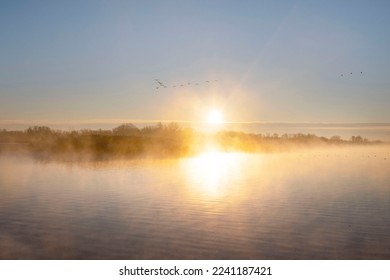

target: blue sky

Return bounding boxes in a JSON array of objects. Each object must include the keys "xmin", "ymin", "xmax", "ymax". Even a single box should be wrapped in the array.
[{"xmin": 1, "ymin": 0, "xmax": 390, "ymax": 126}]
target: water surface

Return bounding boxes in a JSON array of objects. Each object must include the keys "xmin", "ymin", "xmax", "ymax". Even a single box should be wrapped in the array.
[{"xmin": 0, "ymin": 146, "xmax": 389, "ymax": 259}]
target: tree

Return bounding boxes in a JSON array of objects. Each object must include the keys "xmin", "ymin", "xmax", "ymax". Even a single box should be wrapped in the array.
[
  {"xmin": 330, "ymin": 135, "xmax": 341, "ymax": 142},
  {"xmin": 165, "ymin": 122, "xmax": 180, "ymax": 132},
  {"xmin": 113, "ymin": 123, "xmax": 140, "ymax": 136},
  {"xmin": 26, "ymin": 126, "xmax": 53, "ymax": 135},
  {"xmin": 351, "ymin": 136, "xmax": 363, "ymax": 143}
]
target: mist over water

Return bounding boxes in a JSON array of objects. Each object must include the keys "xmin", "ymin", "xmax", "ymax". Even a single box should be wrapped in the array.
[
  {"xmin": 2, "ymin": 122, "xmax": 390, "ymax": 141},
  {"xmin": 0, "ymin": 146, "xmax": 389, "ymax": 259}
]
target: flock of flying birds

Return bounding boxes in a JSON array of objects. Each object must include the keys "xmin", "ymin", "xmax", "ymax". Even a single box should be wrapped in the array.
[
  {"xmin": 154, "ymin": 79, "xmax": 218, "ymax": 90},
  {"xmin": 340, "ymin": 71, "xmax": 363, "ymax": 77},
  {"xmin": 153, "ymin": 71, "xmax": 363, "ymax": 90}
]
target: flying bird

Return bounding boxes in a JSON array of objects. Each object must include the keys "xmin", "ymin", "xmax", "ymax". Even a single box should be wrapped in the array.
[{"xmin": 154, "ymin": 79, "xmax": 167, "ymax": 87}]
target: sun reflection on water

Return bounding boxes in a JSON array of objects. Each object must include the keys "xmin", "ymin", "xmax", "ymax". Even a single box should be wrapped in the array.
[{"xmin": 182, "ymin": 150, "xmax": 245, "ymax": 198}]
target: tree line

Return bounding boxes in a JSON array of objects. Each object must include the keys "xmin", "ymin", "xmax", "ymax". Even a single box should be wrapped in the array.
[{"xmin": 0, "ymin": 123, "xmax": 384, "ymax": 158}]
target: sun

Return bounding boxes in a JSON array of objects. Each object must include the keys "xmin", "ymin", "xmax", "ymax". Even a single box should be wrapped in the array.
[{"xmin": 207, "ymin": 110, "xmax": 223, "ymax": 125}]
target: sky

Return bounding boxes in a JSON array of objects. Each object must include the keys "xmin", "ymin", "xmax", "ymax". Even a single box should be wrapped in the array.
[{"xmin": 1, "ymin": 0, "xmax": 390, "ymax": 128}]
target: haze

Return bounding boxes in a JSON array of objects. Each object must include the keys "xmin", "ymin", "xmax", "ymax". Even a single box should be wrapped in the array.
[{"xmin": 1, "ymin": 0, "xmax": 390, "ymax": 127}]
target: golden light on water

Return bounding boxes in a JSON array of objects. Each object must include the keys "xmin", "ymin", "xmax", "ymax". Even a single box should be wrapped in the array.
[{"xmin": 182, "ymin": 150, "xmax": 244, "ymax": 198}]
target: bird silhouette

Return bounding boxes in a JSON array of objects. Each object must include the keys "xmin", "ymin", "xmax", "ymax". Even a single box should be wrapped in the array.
[{"xmin": 154, "ymin": 79, "xmax": 167, "ymax": 88}]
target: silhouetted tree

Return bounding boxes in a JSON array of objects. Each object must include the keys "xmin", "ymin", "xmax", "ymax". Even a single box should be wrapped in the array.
[
  {"xmin": 113, "ymin": 123, "xmax": 140, "ymax": 136},
  {"xmin": 165, "ymin": 122, "xmax": 180, "ymax": 132},
  {"xmin": 351, "ymin": 136, "xmax": 363, "ymax": 143},
  {"xmin": 331, "ymin": 135, "xmax": 341, "ymax": 142},
  {"xmin": 26, "ymin": 126, "xmax": 53, "ymax": 135}
]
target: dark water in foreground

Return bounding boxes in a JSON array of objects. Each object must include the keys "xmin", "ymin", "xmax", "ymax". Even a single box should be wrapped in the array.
[{"xmin": 0, "ymin": 146, "xmax": 389, "ymax": 259}]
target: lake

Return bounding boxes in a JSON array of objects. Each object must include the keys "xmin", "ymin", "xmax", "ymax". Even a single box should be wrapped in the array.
[{"xmin": 0, "ymin": 146, "xmax": 389, "ymax": 259}]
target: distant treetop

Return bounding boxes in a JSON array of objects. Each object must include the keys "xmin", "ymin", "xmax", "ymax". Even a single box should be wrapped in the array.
[{"xmin": 112, "ymin": 123, "xmax": 140, "ymax": 136}]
